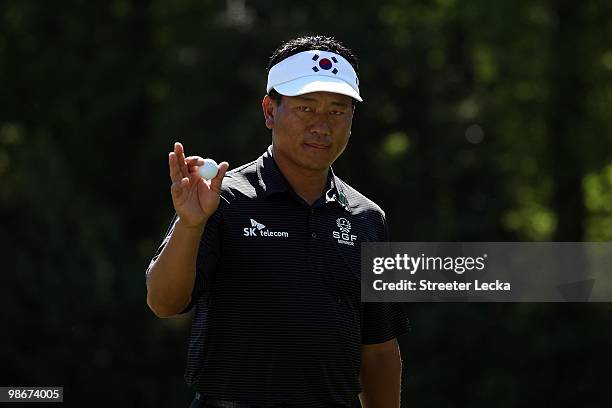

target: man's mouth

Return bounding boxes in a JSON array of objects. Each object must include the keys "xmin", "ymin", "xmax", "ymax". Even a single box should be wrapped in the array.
[{"xmin": 303, "ymin": 142, "xmax": 329, "ymax": 149}]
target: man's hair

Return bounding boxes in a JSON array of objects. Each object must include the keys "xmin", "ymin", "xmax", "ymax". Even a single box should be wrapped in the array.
[{"xmin": 267, "ymin": 35, "xmax": 360, "ymax": 105}]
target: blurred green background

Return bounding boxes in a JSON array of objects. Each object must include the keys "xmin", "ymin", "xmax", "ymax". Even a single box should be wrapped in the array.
[{"xmin": 2, "ymin": 0, "xmax": 612, "ymax": 406}]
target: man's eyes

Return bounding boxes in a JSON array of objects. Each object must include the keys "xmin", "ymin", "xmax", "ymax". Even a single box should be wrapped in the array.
[{"xmin": 296, "ymin": 106, "xmax": 346, "ymax": 115}]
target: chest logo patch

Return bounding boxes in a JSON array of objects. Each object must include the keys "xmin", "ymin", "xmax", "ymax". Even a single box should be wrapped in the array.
[
  {"xmin": 333, "ymin": 217, "xmax": 357, "ymax": 246},
  {"xmin": 243, "ymin": 218, "xmax": 289, "ymax": 238}
]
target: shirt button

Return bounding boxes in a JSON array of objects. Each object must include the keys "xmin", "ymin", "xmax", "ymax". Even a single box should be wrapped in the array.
[{"xmin": 311, "ymin": 232, "xmax": 317, "ymax": 238}]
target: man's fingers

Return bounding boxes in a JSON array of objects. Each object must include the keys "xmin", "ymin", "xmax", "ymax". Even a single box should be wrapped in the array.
[
  {"xmin": 174, "ymin": 142, "xmax": 183, "ymax": 161},
  {"xmin": 186, "ymin": 156, "xmax": 205, "ymax": 175},
  {"xmin": 185, "ymin": 156, "xmax": 205, "ymax": 165},
  {"xmin": 174, "ymin": 142, "xmax": 189, "ymax": 177},
  {"xmin": 170, "ymin": 177, "xmax": 189, "ymax": 198},
  {"xmin": 169, "ymin": 152, "xmax": 183, "ymax": 183},
  {"xmin": 210, "ymin": 162, "xmax": 229, "ymax": 192}
]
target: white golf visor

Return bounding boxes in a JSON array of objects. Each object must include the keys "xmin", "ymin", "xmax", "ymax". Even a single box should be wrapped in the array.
[{"xmin": 266, "ymin": 50, "xmax": 362, "ymax": 102}]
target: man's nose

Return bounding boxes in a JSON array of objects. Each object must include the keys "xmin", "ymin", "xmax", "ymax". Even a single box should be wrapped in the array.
[{"xmin": 308, "ymin": 112, "xmax": 332, "ymax": 136}]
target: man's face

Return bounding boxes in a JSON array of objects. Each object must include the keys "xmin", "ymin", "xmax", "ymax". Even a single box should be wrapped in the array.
[{"xmin": 263, "ymin": 91, "xmax": 354, "ymax": 172}]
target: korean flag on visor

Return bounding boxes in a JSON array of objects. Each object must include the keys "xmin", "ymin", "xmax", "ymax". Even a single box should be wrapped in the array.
[{"xmin": 266, "ymin": 50, "xmax": 362, "ymax": 102}]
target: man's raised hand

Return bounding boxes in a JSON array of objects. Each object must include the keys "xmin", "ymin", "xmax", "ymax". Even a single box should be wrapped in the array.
[{"xmin": 168, "ymin": 142, "xmax": 229, "ymax": 228}]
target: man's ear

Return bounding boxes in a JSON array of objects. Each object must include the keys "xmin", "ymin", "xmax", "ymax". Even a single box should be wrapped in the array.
[{"xmin": 262, "ymin": 95, "xmax": 275, "ymax": 130}]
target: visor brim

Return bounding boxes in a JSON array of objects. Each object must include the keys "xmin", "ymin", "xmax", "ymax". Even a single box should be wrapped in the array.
[{"xmin": 272, "ymin": 75, "xmax": 363, "ymax": 102}]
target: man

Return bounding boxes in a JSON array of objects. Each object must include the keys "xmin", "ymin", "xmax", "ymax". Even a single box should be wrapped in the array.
[{"xmin": 146, "ymin": 35, "xmax": 410, "ymax": 408}]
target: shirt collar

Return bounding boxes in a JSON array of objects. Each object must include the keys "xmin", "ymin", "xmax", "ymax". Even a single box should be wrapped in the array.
[
  {"xmin": 324, "ymin": 167, "xmax": 350, "ymax": 211},
  {"xmin": 257, "ymin": 145, "xmax": 351, "ymax": 211}
]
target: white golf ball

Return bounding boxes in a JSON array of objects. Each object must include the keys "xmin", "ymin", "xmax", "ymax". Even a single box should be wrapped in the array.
[{"xmin": 198, "ymin": 158, "xmax": 219, "ymax": 180}]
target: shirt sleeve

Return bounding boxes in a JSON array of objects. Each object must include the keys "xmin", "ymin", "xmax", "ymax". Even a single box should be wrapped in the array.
[
  {"xmin": 181, "ymin": 207, "xmax": 222, "ymax": 313},
  {"xmin": 361, "ymin": 302, "xmax": 411, "ymax": 344},
  {"xmin": 360, "ymin": 210, "xmax": 411, "ymax": 344},
  {"xmin": 145, "ymin": 208, "xmax": 223, "ymax": 314}
]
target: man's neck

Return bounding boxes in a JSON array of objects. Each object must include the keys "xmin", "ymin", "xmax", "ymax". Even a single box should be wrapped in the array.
[{"xmin": 271, "ymin": 148, "xmax": 328, "ymax": 206}]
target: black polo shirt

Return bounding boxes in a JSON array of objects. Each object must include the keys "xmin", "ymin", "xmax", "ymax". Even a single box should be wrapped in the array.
[{"xmin": 147, "ymin": 146, "xmax": 410, "ymax": 407}]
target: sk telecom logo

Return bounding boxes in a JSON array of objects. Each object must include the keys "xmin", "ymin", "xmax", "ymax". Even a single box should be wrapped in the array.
[
  {"xmin": 333, "ymin": 217, "xmax": 357, "ymax": 246},
  {"xmin": 243, "ymin": 219, "xmax": 289, "ymax": 238}
]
